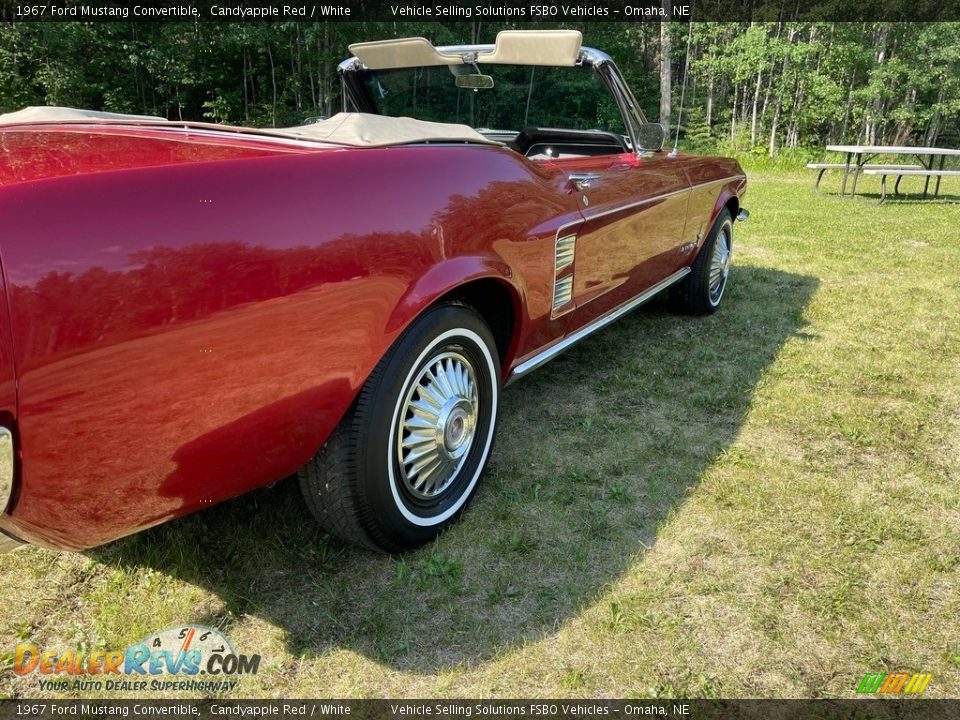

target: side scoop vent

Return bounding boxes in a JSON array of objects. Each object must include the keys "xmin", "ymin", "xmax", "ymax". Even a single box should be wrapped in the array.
[
  {"xmin": 553, "ymin": 276, "xmax": 573, "ymax": 313},
  {"xmin": 551, "ymin": 233, "xmax": 577, "ymax": 317},
  {"xmin": 555, "ymin": 235, "xmax": 576, "ymax": 273}
]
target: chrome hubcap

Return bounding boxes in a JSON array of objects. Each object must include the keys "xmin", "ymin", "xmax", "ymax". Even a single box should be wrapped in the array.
[
  {"xmin": 709, "ymin": 225, "xmax": 731, "ymax": 305},
  {"xmin": 396, "ymin": 351, "xmax": 478, "ymax": 499}
]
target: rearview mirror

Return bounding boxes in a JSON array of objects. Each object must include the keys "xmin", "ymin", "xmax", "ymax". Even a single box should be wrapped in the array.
[
  {"xmin": 636, "ymin": 122, "xmax": 667, "ymax": 151},
  {"xmin": 455, "ymin": 74, "xmax": 494, "ymax": 90}
]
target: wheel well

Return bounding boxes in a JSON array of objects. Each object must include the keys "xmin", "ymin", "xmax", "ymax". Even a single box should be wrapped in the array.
[
  {"xmin": 723, "ymin": 197, "xmax": 739, "ymax": 248},
  {"xmin": 437, "ymin": 279, "xmax": 517, "ymax": 365},
  {"xmin": 725, "ymin": 196, "xmax": 740, "ymax": 224}
]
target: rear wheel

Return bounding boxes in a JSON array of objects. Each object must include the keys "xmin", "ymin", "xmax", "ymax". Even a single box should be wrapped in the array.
[
  {"xmin": 671, "ymin": 209, "xmax": 733, "ymax": 315},
  {"xmin": 299, "ymin": 304, "xmax": 500, "ymax": 552}
]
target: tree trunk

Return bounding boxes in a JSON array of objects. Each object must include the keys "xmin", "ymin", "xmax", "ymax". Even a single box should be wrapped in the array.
[
  {"xmin": 894, "ymin": 86, "xmax": 916, "ymax": 145},
  {"xmin": 291, "ymin": 26, "xmax": 302, "ymax": 112},
  {"xmin": 840, "ymin": 70, "xmax": 855, "ymax": 141},
  {"xmin": 267, "ymin": 45, "xmax": 277, "ymax": 127},
  {"xmin": 759, "ymin": 71, "xmax": 772, "ymax": 128},
  {"xmin": 242, "ymin": 49, "xmax": 249, "ymax": 121},
  {"xmin": 787, "ymin": 76, "xmax": 803, "ymax": 148},
  {"xmin": 868, "ymin": 23, "xmax": 891, "ymax": 145},
  {"xmin": 706, "ymin": 72, "xmax": 714, "ymax": 130},
  {"xmin": 758, "ymin": 22, "xmax": 781, "ymax": 141},
  {"xmin": 924, "ymin": 85, "xmax": 945, "ymax": 146},
  {"xmin": 730, "ymin": 83, "xmax": 738, "ymax": 141},
  {"xmin": 325, "ymin": 23, "xmax": 334, "ymax": 116},
  {"xmin": 768, "ymin": 100, "xmax": 781, "ymax": 157},
  {"xmin": 308, "ymin": 36, "xmax": 317, "ymax": 111},
  {"xmin": 659, "ymin": 17, "xmax": 671, "ymax": 132},
  {"xmin": 751, "ymin": 69, "xmax": 762, "ymax": 147}
]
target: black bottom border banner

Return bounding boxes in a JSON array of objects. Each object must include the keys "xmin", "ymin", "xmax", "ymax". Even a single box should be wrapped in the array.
[{"xmin": 1, "ymin": 700, "xmax": 959, "ymax": 720}]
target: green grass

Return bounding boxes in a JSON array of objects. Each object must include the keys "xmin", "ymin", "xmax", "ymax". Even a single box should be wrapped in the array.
[{"xmin": 2, "ymin": 170, "xmax": 960, "ymax": 699}]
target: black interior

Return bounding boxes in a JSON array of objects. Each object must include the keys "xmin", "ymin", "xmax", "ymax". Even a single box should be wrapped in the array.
[{"xmin": 507, "ymin": 127, "xmax": 629, "ymax": 159}]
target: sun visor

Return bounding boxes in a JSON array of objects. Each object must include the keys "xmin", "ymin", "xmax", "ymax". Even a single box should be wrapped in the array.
[
  {"xmin": 479, "ymin": 30, "xmax": 583, "ymax": 66},
  {"xmin": 348, "ymin": 37, "xmax": 461, "ymax": 69},
  {"xmin": 349, "ymin": 31, "xmax": 584, "ymax": 70}
]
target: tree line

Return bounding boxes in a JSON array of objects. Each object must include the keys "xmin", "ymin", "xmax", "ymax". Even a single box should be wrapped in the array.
[{"xmin": 1, "ymin": 21, "xmax": 957, "ymax": 156}]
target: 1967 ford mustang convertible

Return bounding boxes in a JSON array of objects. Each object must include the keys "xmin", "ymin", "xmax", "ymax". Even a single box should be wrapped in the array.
[{"xmin": 0, "ymin": 30, "xmax": 746, "ymax": 553}]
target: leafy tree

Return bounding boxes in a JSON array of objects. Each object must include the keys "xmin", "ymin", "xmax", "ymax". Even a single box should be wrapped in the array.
[{"xmin": 0, "ymin": 20, "xmax": 957, "ymax": 155}]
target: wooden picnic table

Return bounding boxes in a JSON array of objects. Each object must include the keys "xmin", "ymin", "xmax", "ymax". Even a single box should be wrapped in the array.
[{"xmin": 826, "ymin": 145, "xmax": 960, "ymax": 199}]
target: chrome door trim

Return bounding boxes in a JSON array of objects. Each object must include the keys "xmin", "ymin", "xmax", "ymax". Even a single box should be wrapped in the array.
[
  {"xmin": 568, "ymin": 173, "xmax": 601, "ymax": 191},
  {"xmin": 508, "ymin": 267, "xmax": 691, "ymax": 383},
  {"xmin": 578, "ymin": 175, "xmax": 741, "ymax": 224}
]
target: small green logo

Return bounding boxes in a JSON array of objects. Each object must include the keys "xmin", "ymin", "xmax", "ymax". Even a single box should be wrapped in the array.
[{"xmin": 856, "ymin": 672, "xmax": 931, "ymax": 695}]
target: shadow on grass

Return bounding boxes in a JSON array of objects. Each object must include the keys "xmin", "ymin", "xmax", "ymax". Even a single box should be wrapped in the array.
[{"xmin": 90, "ymin": 264, "xmax": 818, "ymax": 673}]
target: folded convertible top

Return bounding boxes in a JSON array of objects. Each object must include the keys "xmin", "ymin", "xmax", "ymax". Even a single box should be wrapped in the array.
[
  {"xmin": 276, "ymin": 112, "xmax": 499, "ymax": 146},
  {"xmin": 0, "ymin": 106, "xmax": 501, "ymax": 148}
]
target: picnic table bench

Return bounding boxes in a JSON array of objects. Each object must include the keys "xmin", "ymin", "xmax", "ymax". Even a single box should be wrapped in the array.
[
  {"xmin": 822, "ymin": 145, "xmax": 960, "ymax": 200},
  {"xmin": 806, "ymin": 163, "xmax": 922, "ymax": 194},
  {"xmin": 860, "ymin": 168, "xmax": 960, "ymax": 203}
]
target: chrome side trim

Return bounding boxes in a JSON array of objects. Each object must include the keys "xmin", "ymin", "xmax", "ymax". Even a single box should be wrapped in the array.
[
  {"xmin": 509, "ymin": 267, "xmax": 691, "ymax": 382},
  {"xmin": 581, "ymin": 187, "xmax": 689, "ymax": 223},
  {"xmin": 0, "ymin": 427, "xmax": 12, "ymax": 514},
  {"xmin": 693, "ymin": 175, "xmax": 745, "ymax": 191},
  {"xmin": 579, "ymin": 175, "xmax": 742, "ymax": 225}
]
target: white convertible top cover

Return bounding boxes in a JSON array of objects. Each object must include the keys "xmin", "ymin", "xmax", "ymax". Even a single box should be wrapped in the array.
[
  {"xmin": 274, "ymin": 112, "xmax": 497, "ymax": 146},
  {"xmin": 0, "ymin": 107, "xmax": 500, "ymax": 148},
  {"xmin": 0, "ymin": 106, "xmax": 167, "ymax": 123}
]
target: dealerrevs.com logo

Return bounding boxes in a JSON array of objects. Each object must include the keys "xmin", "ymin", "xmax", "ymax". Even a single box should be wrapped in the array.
[{"xmin": 13, "ymin": 625, "xmax": 260, "ymax": 693}]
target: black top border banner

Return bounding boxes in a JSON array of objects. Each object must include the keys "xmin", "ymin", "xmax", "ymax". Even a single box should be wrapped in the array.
[
  {"xmin": 1, "ymin": 699, "xmax": 959, "ymax": 720},
  {"xmin": 3, "ymin": 0, "xmax": 960, "ymax": 23}
]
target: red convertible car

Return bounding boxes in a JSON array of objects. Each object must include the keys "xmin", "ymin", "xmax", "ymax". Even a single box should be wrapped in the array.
[{"xmin": 0, "ymin": 30, "xmax": 746, "ymax": 554}]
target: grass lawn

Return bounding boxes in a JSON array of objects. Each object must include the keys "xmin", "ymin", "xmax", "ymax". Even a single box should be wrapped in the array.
[{"xmin": 1, "ymin": 170, "xmax": 959, "ymax": 699}]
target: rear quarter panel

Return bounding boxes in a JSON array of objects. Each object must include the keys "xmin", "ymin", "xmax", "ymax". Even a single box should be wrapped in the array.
[
  {"xmin": 0, "ymin": 141, "xmax": 577, "ymax": 549},
  {"xmin": 678, "ymin": 155, "xmax": 747, "ymax": 262}
]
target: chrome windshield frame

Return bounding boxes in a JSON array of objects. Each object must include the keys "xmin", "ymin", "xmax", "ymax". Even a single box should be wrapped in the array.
[{"xmin": 338, "ymin": 44, "xmax": 649, "ymax": 155}]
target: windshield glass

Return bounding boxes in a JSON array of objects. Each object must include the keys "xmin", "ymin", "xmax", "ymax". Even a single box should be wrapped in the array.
[{"xmin": 358, "ymin": 64, "xmax": 627, "ymax": 136}]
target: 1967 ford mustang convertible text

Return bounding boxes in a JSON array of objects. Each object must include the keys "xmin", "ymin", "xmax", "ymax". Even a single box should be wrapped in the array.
[{"xmin": 0, "ymin": 30, "xmax": 746, "ymax": 553}]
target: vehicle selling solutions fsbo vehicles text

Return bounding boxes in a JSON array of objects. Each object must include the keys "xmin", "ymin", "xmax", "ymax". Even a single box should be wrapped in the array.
[{"xmin": 387, "ymin": 4, "xmax": 689, "ymax": 18}]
